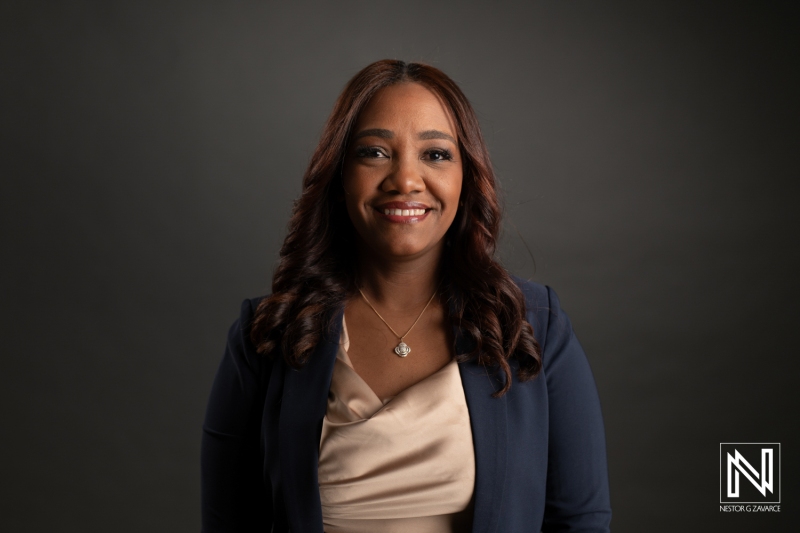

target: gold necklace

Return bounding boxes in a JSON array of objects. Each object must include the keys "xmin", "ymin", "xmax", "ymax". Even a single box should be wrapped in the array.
[{"xmin": 357, "ymin": 287, "xmax": 438, "ymax": 357}]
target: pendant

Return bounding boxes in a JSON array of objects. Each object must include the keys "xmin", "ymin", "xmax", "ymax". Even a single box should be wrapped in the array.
[{"xmin": 394, "ymin": 341, "xmax": 410, "ymax": 358}]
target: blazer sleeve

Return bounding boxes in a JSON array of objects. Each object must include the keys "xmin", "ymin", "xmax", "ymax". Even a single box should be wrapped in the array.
[
  {"xmin": 540, "ymin": 286, "xmax": 612, "ymax": 532},
  {"xmin": 201, "ymin": 299, "xmax": 273, "ymax": 532}
]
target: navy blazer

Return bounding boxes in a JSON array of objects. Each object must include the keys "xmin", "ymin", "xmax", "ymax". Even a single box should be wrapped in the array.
[{"xmin": 201, "ymin": 278, "xmax": 611, "ymax": 532}]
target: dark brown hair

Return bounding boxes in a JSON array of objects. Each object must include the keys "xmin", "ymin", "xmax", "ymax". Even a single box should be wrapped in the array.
[{"xmin": 251, "ymin": 59, "xmax": 541, "ymax": 396}]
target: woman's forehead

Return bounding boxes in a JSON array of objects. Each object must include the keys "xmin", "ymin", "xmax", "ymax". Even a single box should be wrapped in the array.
[{"xmin": 352, "ymin": 82, "xmax": 458, "ymax": 141}]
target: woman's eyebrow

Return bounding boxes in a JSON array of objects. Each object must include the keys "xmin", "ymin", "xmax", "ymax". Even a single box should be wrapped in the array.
[
  {"xmin": 353, "ymin": 128, "xmax": 393, "ymax": 140},
  {"xmin": 418, "ymin": 130, "xmax": 456, "ymax": 144},
  {"xmin": 352, "ymin": 128, "xmax": 456, "ymax": 144}
]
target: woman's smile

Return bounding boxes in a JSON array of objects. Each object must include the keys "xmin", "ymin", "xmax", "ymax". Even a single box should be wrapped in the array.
[{"xmin": 374, "ymin": 201, "xmax": 432, "ymax": 223}]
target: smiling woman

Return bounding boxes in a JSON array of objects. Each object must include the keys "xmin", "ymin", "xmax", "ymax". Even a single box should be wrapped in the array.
[{"xmin": 201, "ymin": 60, "xmax": 611, "ymax": 533}]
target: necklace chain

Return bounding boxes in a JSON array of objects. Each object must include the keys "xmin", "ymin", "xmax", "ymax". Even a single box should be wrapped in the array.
[{"xmin": 358, "ymin": 286, "xmax": 438, "ymax": 357}]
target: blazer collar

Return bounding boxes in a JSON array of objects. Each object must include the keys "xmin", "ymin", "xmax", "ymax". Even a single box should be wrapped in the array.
[{"xmin": 277, "ymin": 303, "xmax": 508, "ymax": 533}]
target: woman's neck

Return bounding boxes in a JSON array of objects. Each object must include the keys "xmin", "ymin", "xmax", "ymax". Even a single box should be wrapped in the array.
[{"xmin": 354, "ymin": 246, "xmax": 444, "ymax": 312}]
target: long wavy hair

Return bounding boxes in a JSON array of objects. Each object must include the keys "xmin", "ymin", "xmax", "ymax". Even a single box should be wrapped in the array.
[{"xmin": 251, "ymin": 59, "xmax": 541, "ymax": 396}]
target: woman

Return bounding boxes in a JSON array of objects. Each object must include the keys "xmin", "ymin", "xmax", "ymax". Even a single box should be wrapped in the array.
[{"xmin": 201, "ymin": 60, "xmax": 611, "ymax": 533}]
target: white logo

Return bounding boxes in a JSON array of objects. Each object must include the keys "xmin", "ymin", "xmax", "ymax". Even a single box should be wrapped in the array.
[
  {"xmin": 720, "ymin": 443, "xmax": 780, "ymax": 504},
  {"xmin": 727, "ymin": 448, "xmax": 773, "ymax": 497}
]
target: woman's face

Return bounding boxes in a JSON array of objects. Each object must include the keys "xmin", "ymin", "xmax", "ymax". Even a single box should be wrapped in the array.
[{"xmin": 342, "ymin": 82, "xmax": 463, "ymax": 263}]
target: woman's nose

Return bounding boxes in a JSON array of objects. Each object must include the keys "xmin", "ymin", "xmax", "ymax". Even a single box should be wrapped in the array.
[{"xmin": 381, "ymin": 155, "xmax": 425, "ymax": 194}]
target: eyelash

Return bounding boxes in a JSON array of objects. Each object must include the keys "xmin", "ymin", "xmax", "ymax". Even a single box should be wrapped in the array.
[
  {"xmin": 426, "ymin": 148, "xmax": 454, "ymax": 161},
  {"xmin": 354, "ymin": 146, "xmax": 386, "ymax": 158},
  {"xmin": 354, "ymin": 146, "xmax": 454, "ymax": 161}
]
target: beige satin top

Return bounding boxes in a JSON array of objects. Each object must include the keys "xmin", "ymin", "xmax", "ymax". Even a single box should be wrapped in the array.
[{"xmin": 318, "ymin": 316, "xmax": 476, "ymax": 533}]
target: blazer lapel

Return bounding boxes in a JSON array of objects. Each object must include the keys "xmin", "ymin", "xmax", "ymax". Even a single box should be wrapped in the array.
[
  {"xmin": 278, "ymin": 305, "xmax": 344, "ymax": 533},
  {"xmin": 455, "ymin": 325, "xmax": 509, "ymax": 533}
]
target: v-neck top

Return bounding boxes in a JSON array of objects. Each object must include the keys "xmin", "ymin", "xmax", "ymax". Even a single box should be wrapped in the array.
[{"xmin": 318, "ymin": 315, "xmax": 476, "ymax": 533}]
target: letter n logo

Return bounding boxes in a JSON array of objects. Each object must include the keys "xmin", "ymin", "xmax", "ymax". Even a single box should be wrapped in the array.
[{"xmin": 720, "ymin": 443, "xmax": 780, "ymax": 504}]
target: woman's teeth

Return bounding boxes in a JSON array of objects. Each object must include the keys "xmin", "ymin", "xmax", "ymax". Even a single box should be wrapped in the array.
[{"xmin": 384, "ymin": 208, "xmax": 426, "ymax": 216}]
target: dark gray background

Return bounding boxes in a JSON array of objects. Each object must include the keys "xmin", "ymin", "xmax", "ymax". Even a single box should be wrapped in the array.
[{"xmin": 2, "ymin": 1, "xmax": 797, "ymax": 531}]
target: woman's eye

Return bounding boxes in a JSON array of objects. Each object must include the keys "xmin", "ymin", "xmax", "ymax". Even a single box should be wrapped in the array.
[
  {"xmin": 425, "ymin": 149, "xmax": 454, "ymax": 162},
  {"xmin": 355, "ymin": 146, "xmax": 387, "ymax": 158}
]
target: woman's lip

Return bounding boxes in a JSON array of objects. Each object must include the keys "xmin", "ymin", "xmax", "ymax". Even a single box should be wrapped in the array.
[
  {"xmin": 372, "ymin": 201, "xmax": 433, "ymax": 223},
  {"xmin": 376, "ymin": 201, "xmax": 431, "ymax": 210},
  {"xmin": 374, "ymin": 206, "xmax": 431, "ymax": 223}
]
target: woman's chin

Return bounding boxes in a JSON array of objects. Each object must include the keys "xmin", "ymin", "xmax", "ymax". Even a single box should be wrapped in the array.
[{"xmin": 369, "ymin": 240, "xmax": 445, "ymax": 262}]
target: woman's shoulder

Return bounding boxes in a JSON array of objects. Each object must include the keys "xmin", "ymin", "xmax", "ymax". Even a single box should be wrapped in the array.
[
  {"xmin": 509, "ymin": 274, "xmax": 547, "ymax": 305},
  {"xmin": 244, "ymin": 295, "xmax": 267, "ymax": 317},
  {"xmin": 509, "ymin": 274, "xmax": 561, "ymax": 317},
  {"xmin": 220, "ymin": 295, "xmax": 271, "ymax": 386},
  {"xmin": 233, "ymin": 295, "xmax": 267, "ymax": 336},
  {"xmin": 508, "ymin": 274, "xmax": 570, "ymax": 352}
]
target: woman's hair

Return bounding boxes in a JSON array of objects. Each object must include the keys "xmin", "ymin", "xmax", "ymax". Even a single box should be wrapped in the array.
[{"xmin": 251, "ymin": 59, "xmax": 541, "ymax": 396}]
